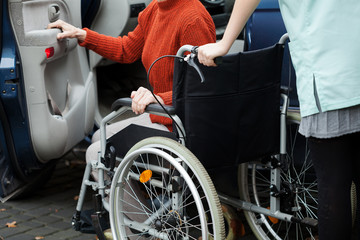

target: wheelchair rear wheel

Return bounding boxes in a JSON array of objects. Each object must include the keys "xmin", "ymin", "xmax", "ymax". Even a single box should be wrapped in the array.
[
  {"xmin": 109, "ymin": 136, "xmax": 225, "ymax": 239},
  {"xmin": 238, "ymin": 122, "xmax": 318, "ymax": 240}
]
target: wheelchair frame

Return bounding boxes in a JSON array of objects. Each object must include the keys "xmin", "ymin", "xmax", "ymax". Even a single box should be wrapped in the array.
[{"xmin": 72, "ymin": 34, "xmax": 320, "ymax": 240}]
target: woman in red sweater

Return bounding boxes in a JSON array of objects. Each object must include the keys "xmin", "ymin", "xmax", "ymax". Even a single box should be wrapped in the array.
[{"xmin": 48, "ymin": 0, "xmax": 216, "ymax": 177}]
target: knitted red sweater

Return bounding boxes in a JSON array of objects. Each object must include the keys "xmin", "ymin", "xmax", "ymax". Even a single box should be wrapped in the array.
[{"xmin": 79, "ymin": 0, "xmax": 216, "ymax": 130}]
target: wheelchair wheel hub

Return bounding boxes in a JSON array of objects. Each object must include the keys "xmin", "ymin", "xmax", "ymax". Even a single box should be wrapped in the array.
[{"xmin": 154, "ymin": 211, "xmax": 182, "ymax": 231}]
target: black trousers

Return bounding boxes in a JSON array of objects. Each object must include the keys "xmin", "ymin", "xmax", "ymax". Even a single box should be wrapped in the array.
[{"xmin": 309, "ymin": 132, "xmax": 360, "ymax": 240}]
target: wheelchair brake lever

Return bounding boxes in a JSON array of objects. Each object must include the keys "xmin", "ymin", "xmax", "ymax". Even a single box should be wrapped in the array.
[
  {"xmin": 185, "ymin": 47, "xmax": 205, "ymax": 83},
  {"xmin": 184, "ymin": 46, "xmax": 223, "ymax": 83}
]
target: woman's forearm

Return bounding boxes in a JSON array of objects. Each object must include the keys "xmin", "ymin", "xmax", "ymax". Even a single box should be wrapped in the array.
[
  {"xmin": 220, "ymin": 0, "xmax": 261, "ymax": 53},
  {"xmin": 197, "ymin": 0, "xmax": 261, "ymax": 66}
]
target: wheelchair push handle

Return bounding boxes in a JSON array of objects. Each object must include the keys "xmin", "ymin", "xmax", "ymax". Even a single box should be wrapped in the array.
[
  {"xmin": 176, "ymin": 45, "xmax": 223, "ymax": 65},
  {"xmin": 193, "ymin": 47, "xmax": 223, "ymax": 66}
]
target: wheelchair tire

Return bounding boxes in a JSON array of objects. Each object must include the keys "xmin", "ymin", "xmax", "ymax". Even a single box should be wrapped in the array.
[
  {"xmin": 109, "ymin": 136, "xmax": 225, "ymax": 240},
  {"xmin": 238, "ymin": 120, "xmax": 319, "ymax": 240}
]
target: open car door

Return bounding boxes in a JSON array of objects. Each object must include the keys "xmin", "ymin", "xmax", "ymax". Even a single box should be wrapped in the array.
[{"xmin": 1, "ymin": 0, "xmax": 95, "ymax": 201}]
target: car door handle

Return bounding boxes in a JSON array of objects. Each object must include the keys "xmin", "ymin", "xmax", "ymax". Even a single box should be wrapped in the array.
[{"xmin": 48, "ymin": 4, "xmax": 60, "ymax": 22}]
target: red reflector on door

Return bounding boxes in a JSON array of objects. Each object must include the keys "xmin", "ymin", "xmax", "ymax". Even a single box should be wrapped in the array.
[{"xmin": 45, "ymin": 47, "xmax": 54, "ymax": 58}]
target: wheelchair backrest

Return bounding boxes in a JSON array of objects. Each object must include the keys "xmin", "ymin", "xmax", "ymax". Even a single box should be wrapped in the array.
[{"xmin": 173, "ymin": 44, "xmax": 284, "ymax": 169}]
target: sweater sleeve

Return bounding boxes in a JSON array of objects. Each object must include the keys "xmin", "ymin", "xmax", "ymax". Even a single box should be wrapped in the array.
[
  {"xmin": 157, "ymin": 91, "xmax": 172, "ymax": 105},
  {"xmin": 79, "ymin": 25, "xmax": 145, "ymax": 64}
]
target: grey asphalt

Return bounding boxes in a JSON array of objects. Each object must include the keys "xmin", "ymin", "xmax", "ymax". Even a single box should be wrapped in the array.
[{"xmin": 0, "ymin": 140, "xmax": 257, "ymax": 240}]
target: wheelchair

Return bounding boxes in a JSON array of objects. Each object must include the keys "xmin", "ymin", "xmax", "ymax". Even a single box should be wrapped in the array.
[{"xmin": 72, "ymin": 34, "xmax": 321, "ymax": 240}]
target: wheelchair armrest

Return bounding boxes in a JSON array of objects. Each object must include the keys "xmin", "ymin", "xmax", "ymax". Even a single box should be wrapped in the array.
[{"xmin": 111, "ymin": 97, "xmax": 176, "ymax": 115}]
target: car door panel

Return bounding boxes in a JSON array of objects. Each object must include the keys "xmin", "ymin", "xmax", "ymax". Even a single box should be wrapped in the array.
[{"xmin": 8, "ymin": 0, "xmax": 95, "ymax": 162}]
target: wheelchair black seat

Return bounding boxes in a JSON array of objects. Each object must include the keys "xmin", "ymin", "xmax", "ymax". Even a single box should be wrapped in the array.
[{"xmin": 106, "ymin": 124, "xmax": 177, "ymax": 159}]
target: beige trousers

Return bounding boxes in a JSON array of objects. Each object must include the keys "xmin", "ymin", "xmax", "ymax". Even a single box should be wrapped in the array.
[{"xmin": 86, "ymin": 113, "xmax": 169, "ymax": 181}]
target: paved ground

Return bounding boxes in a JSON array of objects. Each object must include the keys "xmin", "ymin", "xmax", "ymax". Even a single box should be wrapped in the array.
[{"xmin": 0, "ymin": 145, "xmax": 97, "ymax": 240}]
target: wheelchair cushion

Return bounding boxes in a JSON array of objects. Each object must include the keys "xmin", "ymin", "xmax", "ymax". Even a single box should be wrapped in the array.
[
  {"xmin": 173, "ymin": 44, "xmax": 283, "ymax": 169},
  {"xmin": 107, "ymin": 124, "xmax": 177, "ymax": 158}
]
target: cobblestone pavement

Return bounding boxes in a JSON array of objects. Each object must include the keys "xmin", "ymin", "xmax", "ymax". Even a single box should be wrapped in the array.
[{"xmin": 0, "ymin": 147, "xmax": 96, "ymax": 240}]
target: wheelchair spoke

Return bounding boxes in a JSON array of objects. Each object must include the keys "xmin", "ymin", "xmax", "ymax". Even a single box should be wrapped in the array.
[{"xmin": 123, "ymin": 177, "xmax": 153, "ymax": 216}]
